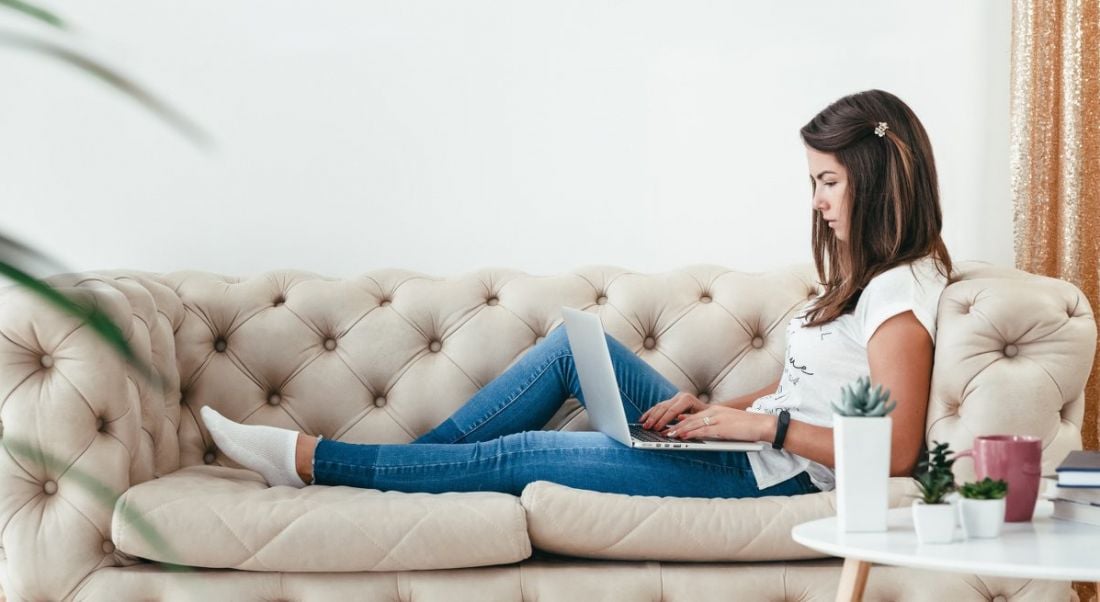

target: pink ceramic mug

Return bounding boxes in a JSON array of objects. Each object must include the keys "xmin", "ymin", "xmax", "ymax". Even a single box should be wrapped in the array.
[{"xmin": 954, "ymin": 435, "xmax": 1042, "ymax": 522}]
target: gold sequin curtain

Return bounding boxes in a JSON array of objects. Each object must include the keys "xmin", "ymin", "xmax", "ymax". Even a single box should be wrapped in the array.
[
  {"xmin": 1011, "ymin": 0, "xmax": 1100, "ymax": 447},
  {"xmin": 1011, "ymin": 3, "xmax": 1099, "ymax": 598}
]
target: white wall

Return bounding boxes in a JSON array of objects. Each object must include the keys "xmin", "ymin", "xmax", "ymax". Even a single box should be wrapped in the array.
[{"xmin": 0, "ymin": 1, "xmax": 1012, "ymax": 278}]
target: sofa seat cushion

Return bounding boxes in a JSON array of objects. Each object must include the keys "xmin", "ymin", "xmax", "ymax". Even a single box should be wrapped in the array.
[
  {"xmin": 111, "ymin": 466, "xmax": 531, "ymax": 572},
  {"xmin": 520, "ymin": 477, "xmax": 919, "ymax": 561}
]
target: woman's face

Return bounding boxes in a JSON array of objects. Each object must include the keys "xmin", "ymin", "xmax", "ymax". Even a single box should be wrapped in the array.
[{"xmin": 805, "ymin": 146, "xmax": 850, "ymax": 242}]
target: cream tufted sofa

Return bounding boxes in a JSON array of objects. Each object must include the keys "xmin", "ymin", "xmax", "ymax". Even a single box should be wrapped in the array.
[{"xmin": 0, "ymin": 262, "xmax": 1094, "ymax": 601}]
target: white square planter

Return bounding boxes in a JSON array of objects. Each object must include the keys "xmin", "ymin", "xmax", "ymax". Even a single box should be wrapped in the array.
[
  {"xmin": 834, "ymin": 416, "xmax": 891, "ymax": 532},
  {"xmin": 959, "ymin": 498, "xmax": 1006, "ymax": 539},
  {"xmin": 912, "ymin": 499, "xmax": 957, "ymax": 544}
]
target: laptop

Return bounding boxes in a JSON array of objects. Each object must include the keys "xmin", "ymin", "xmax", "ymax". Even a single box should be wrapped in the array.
[{"xmin": 560, "ymin": 306, "xmax": 765, "ymax": 452}]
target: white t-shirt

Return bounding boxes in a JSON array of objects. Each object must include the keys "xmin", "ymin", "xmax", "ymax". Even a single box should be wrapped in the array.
[{"xmin": 745, "ymin": 256, "xmax": 949, "ymax": 492}]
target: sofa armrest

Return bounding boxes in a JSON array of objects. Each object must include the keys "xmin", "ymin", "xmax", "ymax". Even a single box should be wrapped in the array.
[
  {"xmin": 930, "ymin": 263, "xmax": 1097, "ymax": 480},
  {"xmin": 0, "ymin": 272, "xmax": 182, "ymax": 601}
]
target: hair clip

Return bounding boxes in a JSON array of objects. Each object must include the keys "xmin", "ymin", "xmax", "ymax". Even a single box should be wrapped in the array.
[{"xmin": 874, "ymin": 122, "xmax": 889, "ymax": 137}]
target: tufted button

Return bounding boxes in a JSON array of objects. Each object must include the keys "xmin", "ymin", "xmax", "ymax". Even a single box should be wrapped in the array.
[
  {"xmin": 213, "ymin": 337, "xmax": 227, "ymax": 353},
  {"xmin": 807, "ymin": 289, "xmax": 817, "ymax": 299},
  {"xmin": 203, "ymin": 451, "xmax": 216, "ymax": 464},
  {"xmin": 643, "ymin": 336, "xmax": 656, "ymax": 350},
  {"xmin": 429, "ymin": 340, "xmax": 442, "ymax": 352},
  {"xmin": 699, "ymin": 295, "xmax": 712, "ymax": 303},
  {"xmin": 43, "ymin": 480, "xmax": 57, "ymax": 495},
  {"xmin": 374, "ymin": 396, "xmax": 387, "ymax": 408},
  {"xmin": 102, "ymin": 540, "xmax": 115, "ymax": 554},
  {"xmin": 273, "ymin": 296, "xmax": 285, "ymax": 307},
  {"xmin": 40, "ymin": 354, "xmax": 54, "ymax": 368},
  {"xmin": 698, "ymin": 393, "xmax": 710, "ymax": 403},
  {"xmin": 380, "ymin": 298, "xmax": 391, "ymax": 307},
  {"xmin": 323, "ymin": 338, "xmax": 337, "ymax": 351},
  {"xmin": 596, "ymin": 295, "xmax": 608, "ymax": 305},
  {"xmin": 535, "ymin": 336, "xmax": 545, "ymax": 344},
  {"xmin": 96, "ymin": 416, "xmax": 106, "ymax": 432},
  {"xmin": 751, "ymin": 336, "xmax": 764, "ymax": 349},
  {"xmin": 267, "ymin": 393, "xmax": 282, "ymax": 406},
  {"xmin": 1003, "ymin": 343, "xmax": 1019, "ymax": 358},
  {"xmin": 487, "ymin": 296, "xmax": 499, "ymax": 306},
  {"xmin": 992, "ymin": 596, "xmax": 1007, "ymax": 602}
]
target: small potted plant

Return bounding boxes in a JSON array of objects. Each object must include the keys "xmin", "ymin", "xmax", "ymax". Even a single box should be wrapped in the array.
[
  {"xmin": 832, "ymin": 375, "xmax": 896, "ymax": 532},
  {"xmin": 912, "ymin": 441, "xmax": 958, "ymax": 544},
  {"xmin": 957, "ymin": 477, "xmax": 1009, "ymax": 539}
]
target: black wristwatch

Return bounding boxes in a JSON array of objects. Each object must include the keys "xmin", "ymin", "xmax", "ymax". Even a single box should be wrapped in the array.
[{"xmin": 772, "ymin": 410, "xmax": 791, "ymax": 450}]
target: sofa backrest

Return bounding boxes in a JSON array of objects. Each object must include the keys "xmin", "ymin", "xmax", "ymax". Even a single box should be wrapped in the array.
[
  {"xmin": 158, "ymin": 265, "xmax": 816, "ymax": 470},
  {"xmin": 156, "ymin": 262, "xmax": 1094, "ymax": 479}
]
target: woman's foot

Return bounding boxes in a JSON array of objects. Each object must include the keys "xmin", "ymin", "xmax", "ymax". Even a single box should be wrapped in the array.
[{"xmin": 200, "ymin": 406, "xmax": 310, "ymax": 488}]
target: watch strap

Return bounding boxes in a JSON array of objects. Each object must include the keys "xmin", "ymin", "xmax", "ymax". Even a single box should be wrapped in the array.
[{"xmin": 772, "ymin": 410, "xmax": 791, "ymax": 450}]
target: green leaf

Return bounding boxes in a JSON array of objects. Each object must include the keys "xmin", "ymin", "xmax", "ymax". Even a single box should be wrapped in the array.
[
  {"xmin": 0, "ymin": 28, "xmax": 213, "ymax": 149},
  {"xmin": 912, "ymin": 440, "xmax": 957, "ymax": 503},
  {"xmin": 0, "ymin": 260, "xmax": 166, "ymax": 391},
  {"xmin": 960, "ymin": 477, "xmax": 1008, "ymax": 500},
  {"xmin": 0, "ymin": 0, "xmax": 65, "ymax": 29}
]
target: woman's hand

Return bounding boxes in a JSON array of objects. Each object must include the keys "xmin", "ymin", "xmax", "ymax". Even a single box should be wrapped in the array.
[
  {"xmin": 661, "ymin": 406, "xmax": 774, "ymax": 443},
  {"xmin": 639, "ymin": 392, "xmax": 708, "ymax": 430}
]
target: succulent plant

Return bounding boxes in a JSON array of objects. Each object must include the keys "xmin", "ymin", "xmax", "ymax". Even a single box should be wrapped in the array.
[
  {"xmin": 913, "ymin": 441, "xmax": 957, "ymax": 504},
  {"xmin": 831, "ymin": 375, "xmax": 897, "ymax": 417},
  {"xmin": 959, "ymin": 477, "xmax": 1008, "ymax": 500}
]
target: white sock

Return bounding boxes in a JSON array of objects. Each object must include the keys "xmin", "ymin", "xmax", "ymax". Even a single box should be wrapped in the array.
[{"xmin": 200, "ymin": 406, "xmax": 307, "ymax": 488}]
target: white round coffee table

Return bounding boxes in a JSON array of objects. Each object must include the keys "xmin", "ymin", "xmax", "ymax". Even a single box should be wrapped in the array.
[{"xmin": 791, "ymin": 500, "xmax": 1100, "ymax": 601}]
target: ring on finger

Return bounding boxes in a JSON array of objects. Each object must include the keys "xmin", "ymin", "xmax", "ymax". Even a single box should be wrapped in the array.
[{"xmin": 702, "ymin": 415, "xmax": 711, "ymax": 426}]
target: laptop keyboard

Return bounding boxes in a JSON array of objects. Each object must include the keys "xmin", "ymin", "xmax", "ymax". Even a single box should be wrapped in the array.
[{"xmin": 629, "ymin": 424, "xmax": 679, "ymax": 443}]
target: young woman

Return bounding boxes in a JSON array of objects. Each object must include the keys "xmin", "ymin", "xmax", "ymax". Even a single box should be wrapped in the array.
[{"xmin": 202, "ymin": 88, "xmax": 953, "ymax": 499}]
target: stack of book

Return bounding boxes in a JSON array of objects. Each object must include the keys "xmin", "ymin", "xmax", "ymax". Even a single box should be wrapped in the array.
[{"xmin": 1047, "ymin": 450, "xmax": 1100, "ymax": 526}]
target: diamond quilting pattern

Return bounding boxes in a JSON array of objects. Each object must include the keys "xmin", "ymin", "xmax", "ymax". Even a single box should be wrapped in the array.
[
  {"xmin": 390, "ymin": 276, "xmax": 513, "ymax": 337},
  {"xmin": 163, "ymin": 266, "xmax": 821, "ymax": 459},
  {"xmin": 635, "ymin": 306, "xmax": 755, "ymax": 393},
  {"xmin": 1, "ymin": 263, "xmax": 1097, "ymax": 601},
  {"xmin": 220, "ymin": 306, "xmax": 336, "ymax": 392},
  {"xmin": 333, "ymin": 404, "xmax": 418, "ymax": 444},
  {"xmin": 520, "ymin": 478, "xmax": 921, "ymax": 562},
  {"xmin": 275, "ymin": 278, "xmax": 387, "ymax": 336},
  {"xmin": 436, "ymin": 305, "xmax": 542, "ymax": 388},
  {"xmin": 112, "ymin": 465, "xmax": 530, "ymax": 572},
  {"xmin": 275, "ymin": 352, "xmax": 392, "ymax": 440},
  {"xmin": 380, "ymin": 349, "xmax": 486, "ymax": 438},
  {"xmin": 336, "ymin": 308, "xmax": 443, "ymax": 394}
]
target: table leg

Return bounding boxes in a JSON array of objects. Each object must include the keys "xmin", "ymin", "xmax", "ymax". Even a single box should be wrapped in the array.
[{"xmin": 835, "ymin": 557, "xmax": 871, "ymax": 602}]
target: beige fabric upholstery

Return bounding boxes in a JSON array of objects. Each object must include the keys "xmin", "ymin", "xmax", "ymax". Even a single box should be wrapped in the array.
[
  {"xmin": 928, "ymin": 264, "xmax": 1095, "ymax": 482},
  {"xmin": 71, "ymin": 560, "xmax": 1071, "ymax": 601},
  {"xmin": 112, "ymin": 465, "xmax": 530, "ymax": 571},
  {"xmin": 521, "ymin": 478, "xmax": 921, "ymax": 561},
  {"xmin": 163, "ymin": 266, "xmax": 819, "ymax": 466},
  {"xmin": 0, "ymin": 273, "xmax": 182, "ymax": 601},
  {"xmin": 0, "ymin": 262, "xmax": 1091, "ymax": 601}
]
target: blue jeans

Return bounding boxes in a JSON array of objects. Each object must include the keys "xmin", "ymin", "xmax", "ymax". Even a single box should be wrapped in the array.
[{"xmin": 312, "ymin": 324, "xmax": 819, "ymax": 498}]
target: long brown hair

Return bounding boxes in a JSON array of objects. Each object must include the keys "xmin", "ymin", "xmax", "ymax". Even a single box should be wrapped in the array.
[{"xmin": 799, "ymin": 89, "xmax": 953, "ymax": 328}]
